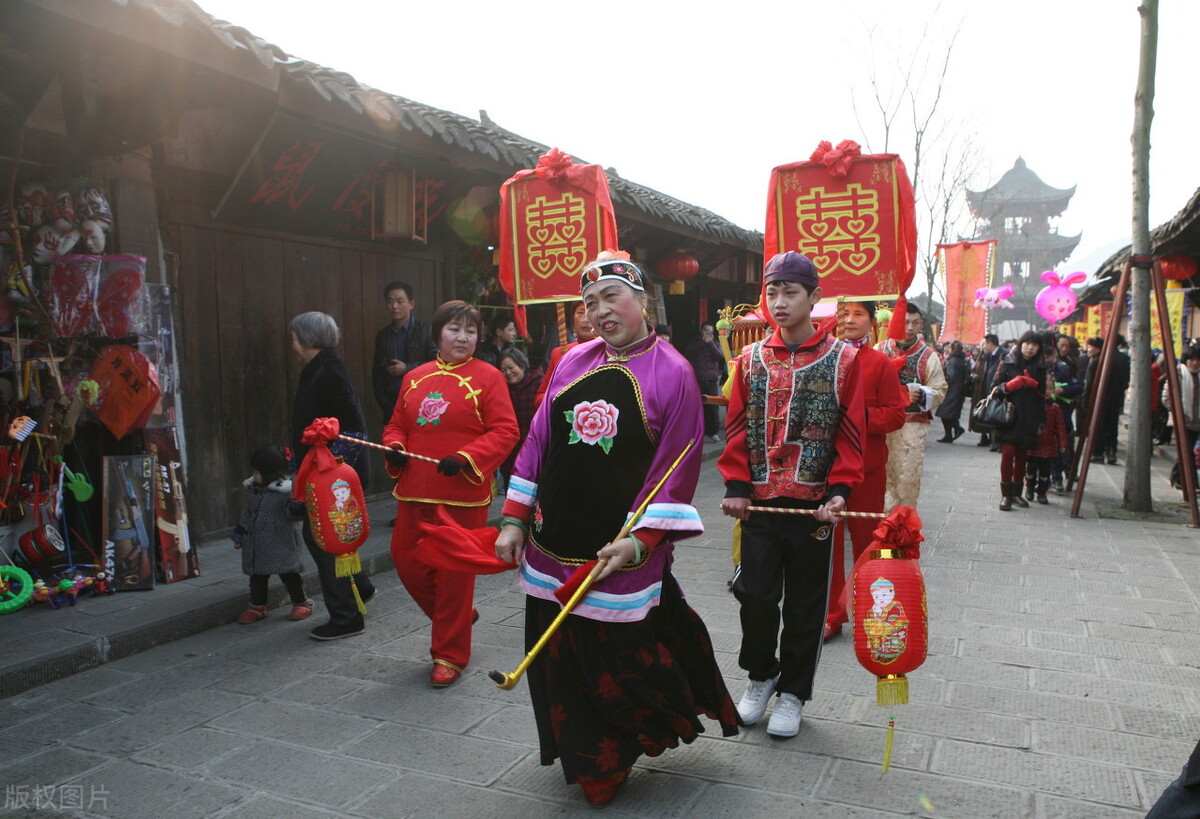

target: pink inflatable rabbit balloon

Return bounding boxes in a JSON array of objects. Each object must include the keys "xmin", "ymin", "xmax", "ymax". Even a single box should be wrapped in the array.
[
  {"xmin": 974, "ymin": 283, "xmax": 1015, "ymax": 310},
  {"xmin": 1035, "ymin": 270, "xmax": 1087, "ymax": 324}
]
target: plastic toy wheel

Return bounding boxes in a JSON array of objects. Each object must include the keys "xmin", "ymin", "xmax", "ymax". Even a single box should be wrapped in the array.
[{"xmin": 0, "ymin": 565, "xmax": 34, "ymax": 614}]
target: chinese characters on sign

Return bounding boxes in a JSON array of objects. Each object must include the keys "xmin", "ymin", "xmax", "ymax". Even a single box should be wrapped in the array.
[
  {"xmin": 504, "ymin": 174, "xmax": 613, "ymax": 304},
  {"xmin": 249, "ymin": 141, "xmax": 324, "ymax": 210},
  {"xmin": 525, "ymin": 193, "xmax": 589, "ymax": 279},
  {"xmin": 216, "ymin": 115, "xmax": 445, "ymax": 243},
  {"xmin": 794, "ymin": 184, "xmax": 881, "ymax": 278},
  {"xmin": 765, "ymin": 152, "xmax": 916, "ymax": 303}
]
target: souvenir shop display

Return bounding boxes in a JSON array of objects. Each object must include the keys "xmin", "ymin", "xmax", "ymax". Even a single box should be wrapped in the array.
[
  {"xmin": 101, "ymin": 455, "xmax": 156, "ymax": 590},
  {"xmin": 0, "ymin": 172, "xmax": 196, "ymax": 609}
]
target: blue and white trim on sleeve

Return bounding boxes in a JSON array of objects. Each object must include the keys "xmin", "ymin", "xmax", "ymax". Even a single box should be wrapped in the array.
[
  {"xmin": 628, "ymin": 502, "xmax": 703, "ymax": 536},
  {"xmin": 505, "ymin": 475, "xmax": 537, "ymax": 508},
  {"xmin": 518, "ymin": 560, "xmax": 664, "ymax": 622}
]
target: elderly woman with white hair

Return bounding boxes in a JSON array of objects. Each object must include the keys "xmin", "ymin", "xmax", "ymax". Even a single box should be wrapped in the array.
[
  {"xmin": 493, "ymin": 252, "xmax": 737, "ymax": 808},
  {"xmin": 289, "ymin": 311, "xmax": 376, "ymax": 641}
]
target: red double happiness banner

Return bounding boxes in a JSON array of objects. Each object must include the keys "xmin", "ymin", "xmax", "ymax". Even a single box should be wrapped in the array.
[
  {"xmin": 765, "ymin": 142, "xmax": 917, "ymax": 301},
  {"xmin": 498, "ymin": 149, "xmax": 618, "ymax": 333},
  {"xmin": 938, "ymin": 240, "xmax": 996, "ymax": 343}
]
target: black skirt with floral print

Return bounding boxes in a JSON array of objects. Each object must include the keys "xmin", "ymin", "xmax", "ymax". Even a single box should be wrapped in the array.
[{"xmin": 525, "ymin": 571, "xmax": 740, "ymax": 785}]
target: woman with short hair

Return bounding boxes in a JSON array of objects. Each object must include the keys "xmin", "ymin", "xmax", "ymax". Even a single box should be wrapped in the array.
[
  {"xmin": 383, "ymin": 300, "xmax": 519, "ymax": 688},
  {"xmin": 289, "ymin": 311, "xmax": 376, "ymax": 641},
  {"xmin": 497, "ymin": 348, "xmax": 543, "ymax": 485}
]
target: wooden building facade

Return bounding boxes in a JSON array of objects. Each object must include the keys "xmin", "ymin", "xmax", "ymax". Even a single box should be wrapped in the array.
[{"xmin": 3, "ymin": 0, "xmax": 762, "ymax": 539}]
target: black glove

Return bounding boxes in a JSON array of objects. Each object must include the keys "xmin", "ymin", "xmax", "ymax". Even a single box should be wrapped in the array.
[
  {"xmin": 286, "ymin": 500, "xmax": 306, "ymax": 519},
  {"xmin": 384, "ymin": 448, "xmax": 408, "ymax": 469},
  {"xmin": 437, "ymin": 454, "xmax": 467, "ymax": 477},
  {"xmin": 230, "ymin": 526, "xmax": 245, "ymax": 546}
]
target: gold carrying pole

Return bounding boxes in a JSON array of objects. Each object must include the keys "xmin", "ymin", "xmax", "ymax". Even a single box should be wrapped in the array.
[{"xmin": 489, "ymin": 438, "xmax": 696, "ymax": 690}]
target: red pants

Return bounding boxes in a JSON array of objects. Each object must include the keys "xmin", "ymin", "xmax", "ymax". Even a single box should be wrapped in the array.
[
  {"xmin": 392, "ymin": 502, "xmax": 485, "ymax": 670},
  {"xmin": 999, "ymin": 444, "xmax": 1028, "ymax": 484},
  {"xmin": 826, "ymin": 464, "xmax": 886, "ymax": 628}
]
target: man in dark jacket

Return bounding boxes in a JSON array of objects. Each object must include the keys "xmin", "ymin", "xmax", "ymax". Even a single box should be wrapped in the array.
[
  {"xmin": 970, "ymin": 334, "xmax": 1003, "ymax": 448},
  {"xmin": 1084, "ymin": 336, "xmax": 1131, "ymax": 465},
  {"xmin": 371, "ymin": 281, "xmax": 436, "ymax": 421}
]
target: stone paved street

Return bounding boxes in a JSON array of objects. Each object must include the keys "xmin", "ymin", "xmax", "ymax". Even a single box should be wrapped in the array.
[{"xmin": 1, "ymin": 427, "xmax": 1197, "ymax": 817}]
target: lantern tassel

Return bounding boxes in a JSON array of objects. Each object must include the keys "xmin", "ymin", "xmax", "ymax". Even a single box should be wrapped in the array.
[
  {"xmin": 349, "ymin": 577, "xmax": 366, "ymax": 614},
  {"xmin": 881, "ymin": 715, "xmax": 896, "ymax": 775},
  {"xmin": 876, "ymin": 674, "xmax": 909, "ymax": 706},
  {"xmin": 334, "ymin": 551, "xmax": 362, "ymax": 578},
  {"xmin": 335, "ymin": 553, "xmax": 367, "ymax": 614}
]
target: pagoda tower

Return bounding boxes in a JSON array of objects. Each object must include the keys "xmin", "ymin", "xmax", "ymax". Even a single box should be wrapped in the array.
[{"xmin": 966, "ymin": 158, "xmax": 1080, "ymax": 330}]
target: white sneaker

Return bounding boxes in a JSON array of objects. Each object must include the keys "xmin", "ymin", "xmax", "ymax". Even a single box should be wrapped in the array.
[
  {"xmin": 736, "ymin": 673, "xmax": 779, "ymax": 725},
  {"xmin": 766, "ymin": 693, "xmax": 803, "ymax": 737}
]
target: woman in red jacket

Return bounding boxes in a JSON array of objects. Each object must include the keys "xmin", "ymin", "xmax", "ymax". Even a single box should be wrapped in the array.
[{"xmin": 384, "ymin": 300, "xmax": 519, "ymax": 687}]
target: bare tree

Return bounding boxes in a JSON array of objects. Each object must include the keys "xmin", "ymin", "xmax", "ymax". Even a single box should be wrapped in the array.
[
  {"xmin": 1124, "ymin": 0, "xmax": 1159, "ymax": 512},
  {"xmin": 918, "ymin": 125, "xmax": 986, "ymax": 303},
  {"xmin": 851, "ymin": 14, "xmax": 987, "ymax": 310}
]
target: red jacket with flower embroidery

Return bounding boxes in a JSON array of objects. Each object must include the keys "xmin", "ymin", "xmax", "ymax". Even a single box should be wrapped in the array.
[
  {"xmin": 719, "ymin": 328, "xmax": 866, "ymax": 503},
  {"xmin": 384, "ymin": 357, "xmax": 519, "ymax": 506}
]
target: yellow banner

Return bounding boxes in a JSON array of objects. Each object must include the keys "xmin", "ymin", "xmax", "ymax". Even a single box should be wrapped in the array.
[
  {"xmin": 1150, "ymin": 290, "xmax": 1186, "ymax": 357},
  {"xmin": 1073, "ymin": 308, "xmax": 1091, "ymax": 346},
  {"xmin": 1086, "ymin": 305, "xmax": 1101, "ymax": 340}
]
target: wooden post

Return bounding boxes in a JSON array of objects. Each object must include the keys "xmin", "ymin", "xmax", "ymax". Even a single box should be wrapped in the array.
[
  {"xmin": 1124, "ymin": 0, "xmax": 1159, "ymax": 511},
  {"xmin": 1151, "ymin": 262, "xmax": 1200, "ymax": 527},
  {"xmin": 1070, "ymin": 263, "xmax": 1130, "ymax": 517}
]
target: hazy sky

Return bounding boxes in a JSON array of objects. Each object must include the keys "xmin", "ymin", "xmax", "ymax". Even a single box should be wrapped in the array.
[{"xmin": 195, "ymin": 0, "xmax": 1198, "ymax": 284}]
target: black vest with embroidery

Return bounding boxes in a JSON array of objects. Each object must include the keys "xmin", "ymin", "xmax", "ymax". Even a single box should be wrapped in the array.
[
  {"xmin": 531, "ymin": 365, "xmax": 655, "ymax": 563},
  {"xmin": 746, "ymin": 338, "xmax": 844, "ymax": 491}
]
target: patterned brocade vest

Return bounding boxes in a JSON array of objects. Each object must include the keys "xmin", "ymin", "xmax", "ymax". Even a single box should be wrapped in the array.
[
  {"xmin": 890, "ymin": 341, "xmax": 935, "ymax": 422},
  {"xmin": 745, "ymin": 335, "xmax": 857, "ymax": 501}
]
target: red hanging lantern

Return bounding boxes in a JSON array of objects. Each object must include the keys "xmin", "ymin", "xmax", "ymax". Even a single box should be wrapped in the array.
[
  {"xmin": 656, "ymin": 251, "xmax": 700, "ymax": 295},
  {"xmin": 850, "ymin": 505, "xmax": 928, "ymax": 772},
  {"xmin": 1159, "ymin": 254, "xmax": 1198, "ymax": 282},
  {"xmin": 295, "ymin": 418, "xmax": 371, "ymax": 607}
]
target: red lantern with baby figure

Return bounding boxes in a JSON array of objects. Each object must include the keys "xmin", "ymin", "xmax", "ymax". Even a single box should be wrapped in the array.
[
  {"xmin": 850, "ymin": 505, "xmax": 928, "ymax": 706},
  {"xmin": 849, "ymin": 504, "xmax": 928, "ymax": 773},
  {"xmin": 295, "ymin": 418, "xmax": 370, "ymax": 607}
]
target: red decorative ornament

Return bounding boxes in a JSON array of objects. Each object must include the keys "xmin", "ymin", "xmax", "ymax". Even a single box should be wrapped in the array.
[
  {"xmin": 849, "ymin": 505, "xmax": 927, "ymax": 773},
  {"xmin": 89, "ymin": 345, "xmax": 161, "ymax": 440},
  {"xmin": 655, "ymin": 251, "xmax": 700, "ymax": 295},
  {"xmin": 295, "ymin": 418, "xmax": 371, "ymax": 607},
  {"xmin": 1159, "ymin": 254, "xmax": 1198, "ymax": 281}
]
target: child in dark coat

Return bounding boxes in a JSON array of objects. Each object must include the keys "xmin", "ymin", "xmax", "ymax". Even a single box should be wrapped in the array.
[
  {"xmin": 232, "ymin": 446, "xmax": 310, "ymax": 623},
  {"xmin": 1025, "ymin": 399, "xmax": 1068, "ymax": 505}
]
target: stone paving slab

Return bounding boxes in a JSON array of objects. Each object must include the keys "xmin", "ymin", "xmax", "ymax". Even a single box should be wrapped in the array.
[
  {"xmin": 819, "ymin": 758, "xmax": 1033, "ymax": 818},
  {"xmin": 3, "ymin": 431, "xmax": 1199, "ymax": 815},
  {"xmin": 357, "ymin": 769, "xmax": 587, "ymax": 818},
  {"xmin": 931, "ymin": 738, "xmax": 1140, "ymax": 807},
  {"xmin": 206, "ymin": 740, "xmax": 398, "ymax": 810},
  {"xmin": 68, "ymin": 757, "xmax": 249, "ymax": 818}
]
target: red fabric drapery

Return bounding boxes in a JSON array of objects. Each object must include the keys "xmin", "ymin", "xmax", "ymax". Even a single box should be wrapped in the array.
[
  {"xmin": 764, "ymin": 143, "xmax": 917, "ymax": 339},
  {"xmin": 938, "ymin": 240, "xmax": 996, "ymax": 343},
  {"xmin": 497, "ymin": 148, "xmax": 619, "ymax": 335}
]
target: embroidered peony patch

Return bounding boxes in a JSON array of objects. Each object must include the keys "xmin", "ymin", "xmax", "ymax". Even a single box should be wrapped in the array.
[
  {"xmin": 566, "ymin": 399, "xmax": 619, "ymax": 454},
  {"xmin": 417, "ymin": 392, "xmax": 450, "ymax": 426}
]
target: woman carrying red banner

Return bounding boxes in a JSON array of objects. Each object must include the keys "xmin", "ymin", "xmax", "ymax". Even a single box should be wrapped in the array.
[
  {"xmin": 494, "ymin": 252, "xmax": 737, "ymax": 808},
  {"xmin": 383, "ymin": 300, "xmax": 519, "ymax": 687}
]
